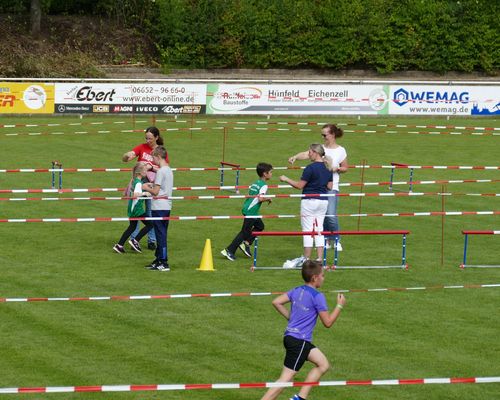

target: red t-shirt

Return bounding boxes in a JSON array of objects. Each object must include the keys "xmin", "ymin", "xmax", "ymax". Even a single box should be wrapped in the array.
[
  {"xmin": 132, "ymin": 143, "xmax": 169, "ymax": 166},
  {"xmin": 132, "ymin": 143, "xmax": 169, "ymax": 182}
]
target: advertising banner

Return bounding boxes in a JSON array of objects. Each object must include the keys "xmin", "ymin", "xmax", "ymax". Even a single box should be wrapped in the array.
[
  {"xmin": 0, "ymin": 82, "xmax": 54, "ymax": 114},
  {"xmin": 54, "ymin": 83, "xmax": 206, "ymax": 114},
  {"xmin": 389, "ymin": 85, "xmax": 500, "ymax": 116},
  {"xmin": 206, "ymin": 84, "xmax": 390, "ymax": 115}
]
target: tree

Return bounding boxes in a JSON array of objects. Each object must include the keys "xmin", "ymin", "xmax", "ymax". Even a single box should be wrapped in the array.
[{"xmin": 31, "ymin": 0, "xmax": 41, "ymax": 38}]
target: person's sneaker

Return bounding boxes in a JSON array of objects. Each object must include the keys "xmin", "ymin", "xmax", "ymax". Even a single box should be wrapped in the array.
[
  {"xmin": 283, "ymin": 256, "xmax": 306, "ymax": 269},
  {"xmin": 147, "ymin": 241, "xmax": 156, "ymax": 250},
  {"xmin": 128, "ymin": 238, "xmax": 142, "ymax": 253},
  {"xmin": 113, "ymin": 244, "xmax": 125, "ymax": 254},
  {"xmin": 238, "ymin": 242, "xmax": 252, "ymax": 258},
  {"xmin": 221, "ymin": 248, "xmax": 236, "ymax": 261},
  {"xmin": 148, "ymin": 261, "xmax": 170, "ymax": 272},
  {"xmin": 325, "ymin": 240, "xmax": 332, "ymax": 250},
  {"xmin": 336, "ymin": 242, "xmax": 343, "ymax": 252},
  {"xmin": 290, "ymin": 395, "xmax": 305, "ymax": 400},
  {"xmin": 145, "ymin": 259, "xmax": 159, "ymax": 269}
]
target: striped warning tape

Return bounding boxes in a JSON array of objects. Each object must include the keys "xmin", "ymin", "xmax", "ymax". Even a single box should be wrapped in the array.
[
  {"xmin": 4, "ymin": 126, "xmax": 498, "ymax": 137},
  {"xmin": 1, "ymin": 179, "xmax": 497, "ymax": 194},
  {"xmin": 1, "ymin": 164, "xmax": 499, "ymax": 173},
  {"xmin": 2, "ymin": 118, "xmax": 498, "ymax": 132},
  {"xmin": 0, "ymin": 376, "xmax": 498, "ymax": 394},
  {"xmin": 2, "ymin": 127, "xmax": 202, "ymax": 137},
  {"xmin": 1, "ymin": 192, "xmax": 498, "ymax": 202},
  {"xmin": 1, "ymin": 284, "xmax": 498, "ymax": 304},
  {"xmin": 0, "ymin": 211, "xmax": 497, "ymax": 223},
  {"xmin": 209, "ymin": 126, "xmax": 499, "ymax": 136}
]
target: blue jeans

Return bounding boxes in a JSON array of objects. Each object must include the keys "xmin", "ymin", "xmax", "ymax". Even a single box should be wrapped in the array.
[
  {"xmin": 132, "ymin": 199, "xmax": 156, "ymax": 243},
  {"xmin": 152, "ymin": 209, "xmax": 170, "ymax": 262},
  {"xmin": 323, "ymin": 189, "xmax": 340, "ymax": 241}
]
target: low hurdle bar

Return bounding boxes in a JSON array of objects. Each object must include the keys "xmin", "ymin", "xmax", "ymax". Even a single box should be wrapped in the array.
[
  {"xmin": 460, "ymin": 230, "xmax": 500, "ymax": 268},
  {"xmin": 220, "ymin": 161, "xmax": 241, "ymax": 194},
  {"xmin": 389, "ymin": 162, "xmax": 414, "ymax": 192},
  {"xmin": 251, "ymin": 230, "xmax": 409, "ymax": 271},
  {"xmin": 326, "ymin": 230, "xmax": 409, "ymax": 270}
]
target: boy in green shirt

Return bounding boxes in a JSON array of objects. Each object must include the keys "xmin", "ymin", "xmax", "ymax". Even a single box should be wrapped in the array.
[{"xmin": 221, "ymin": 162, "xmax": 273, "ymax": 261}]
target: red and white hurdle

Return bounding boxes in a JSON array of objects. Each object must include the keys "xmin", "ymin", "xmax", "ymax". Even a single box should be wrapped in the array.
[
  {"xmin": 0, "ymin": 211, "xmax": 498, "ymax": 224},
  {"xmin": 1, "ymin": 164, "xmax": 499, "ymax": 173},
  {"xmin": 0, "ymin": 375, "xmax": 498, "ymax": 394},
  {"xmin": 460, "ymin": 230, "xmax": 500, "ymax": 269},
  {"xmin": 1, "ymin": 178, "xmax": 497, "ymax": 194}
]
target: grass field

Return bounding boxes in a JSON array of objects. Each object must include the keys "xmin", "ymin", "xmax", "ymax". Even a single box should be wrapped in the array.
[{"xmin": 0, "ymin": 114, "xmax": 499, "ymax": 399}]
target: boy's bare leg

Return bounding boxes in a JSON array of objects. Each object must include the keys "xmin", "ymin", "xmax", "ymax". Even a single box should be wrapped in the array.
[
  {"xmin": 297, "ymin": 348, "xmax": 330, "ymax": 399},
  {"xmin": 261, "ymin": 366, "xmax": 296, "ymax": 400}
]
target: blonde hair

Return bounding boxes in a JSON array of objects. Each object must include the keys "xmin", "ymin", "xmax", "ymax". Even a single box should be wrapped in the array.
[
  {"xmin": 309, "ymin": 143, "xmax": 333, "ymax": 171},
  {"xmin": 132, "ymin": 162, "xmax": 147, "ymax": 177}
]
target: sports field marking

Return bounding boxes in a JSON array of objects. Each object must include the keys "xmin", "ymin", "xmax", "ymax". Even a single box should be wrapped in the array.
[
  {"xmin": 0, "ymin": 210, "xmax": 498, "ymax": 223},
  {"xmin": 1, "ymin": 179, "xmax": 497, "ymax": 194},
  {"xmin": 1, "ymin": 192, "xmax": 498, "ymax": 202},
  {"xmin": 1, "ymin": 284, "xmax": 498, "ymax": 304},
  {"xmin": 0, "ymin": 376, "xmax": 498, "ymax": 394}
]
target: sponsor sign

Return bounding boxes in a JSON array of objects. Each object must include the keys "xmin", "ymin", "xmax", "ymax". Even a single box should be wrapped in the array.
[
  {"xmin": 206, "ymin": 84, "xmax": 389, "ymax": 115},
  {"xmin": 0, "ymin": 82, "xmax": 54, "ymax": 114},
  {"xmin": 55, "ymin": 83, "xmax": 206, "ymax": 114},
  {"xmin": 389, "ymin": 85, "xmax": 500, "ymax": 116}
]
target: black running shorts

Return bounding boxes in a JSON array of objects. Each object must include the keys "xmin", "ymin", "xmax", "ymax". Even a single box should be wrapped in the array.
[{"xmin": 283, "ymin": 335, "xmax": 316, "ymax": 371}]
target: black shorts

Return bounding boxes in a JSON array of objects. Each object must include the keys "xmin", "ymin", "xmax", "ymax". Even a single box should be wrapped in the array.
[{"xmin": 283, "ymin": 335, "xmax": 316, "ymax": 371}]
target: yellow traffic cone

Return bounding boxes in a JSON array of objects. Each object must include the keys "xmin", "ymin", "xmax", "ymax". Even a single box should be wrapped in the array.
[{"xmin": 197, "ymin": 239, "xmax": 215, "ymax": 271}]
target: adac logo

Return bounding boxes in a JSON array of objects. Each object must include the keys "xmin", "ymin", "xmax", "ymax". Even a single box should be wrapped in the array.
[{"xmin": 393, "ymin": 88, "xmax": 409, "ymax": 107}]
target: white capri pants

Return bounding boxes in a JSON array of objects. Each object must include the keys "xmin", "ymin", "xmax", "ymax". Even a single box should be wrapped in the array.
[{"xmin": 300, "ymin": 199, "xmax": 328, "ymax": 248}]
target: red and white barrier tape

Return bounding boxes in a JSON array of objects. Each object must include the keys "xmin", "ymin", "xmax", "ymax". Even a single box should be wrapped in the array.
[
  {"xmin": 1, "ymin": 192, "xmax": 498, "ymax": 202},
  {"xmin": 1, "ymin": 179, "xmax": 498, "ymax": 194},
  {"xmin": 1, "ymin": 165, "xmax": 499, "ymax": 173},
  {"xmin": 0, "ymin": 211, "xmax": 497, "ymax": 223},
  {"xmin": 1, "ymin": 284, "xmax": 498, "ymax": 304},
  {"xmin": 462, "ymin": 230, "xmax": 500, "ymax": 235},
  {"xmin": 5, "ymin": 126, "xmax": 498, "ymax": 137},
  {"xmin": 2, "ymin": 118, "xmax": 498, "ymax": 132},
  {"xmin": 0, "ymin": 376, "xmax": 498, "ymax": 394}
]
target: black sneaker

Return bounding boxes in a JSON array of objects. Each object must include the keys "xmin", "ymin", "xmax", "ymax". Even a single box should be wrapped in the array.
[
  {"xmin": 113, "ymin": 244, "xmax": 125, "ymax": 254},
  {"xmin": 147, "ymin": 241, "xmax": 156, "ymax": 250},
  {"xmin": 238, "ymin": 242, "xmax": 252, "ymax": 258},
  {"xmin": 128, "ymin": 238, "xmax": 142, "ymax": 253},
  {"xmin": 149, "ymin": 261, "xmax": 170, "ymax": 272},
  {"xmin": 221, "ymin": 248, "xmax": 236, "ymax": 261},
  {"xmin": 145, "ymin": 259, "xmax": 159, "ymax": 269}
]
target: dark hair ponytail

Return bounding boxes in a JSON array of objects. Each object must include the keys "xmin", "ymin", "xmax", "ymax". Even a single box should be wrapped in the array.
[
  {"xmin": 322, "ymin": 123, "xmax": 344, "ymax": 139},
  {"xmin": 145, "ymin": 126, "xmax": 163, "ymax": 145}
]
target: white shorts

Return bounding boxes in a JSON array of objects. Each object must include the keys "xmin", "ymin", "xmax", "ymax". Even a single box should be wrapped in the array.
[{"xmin": 300, "ymin": 199, "xmax": 328, "ymax": 247}]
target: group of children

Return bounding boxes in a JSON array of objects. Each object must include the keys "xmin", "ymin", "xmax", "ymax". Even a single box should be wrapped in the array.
[
  {"xmin": 113, "ymin": 145, "xmax": 172, "ymax": 272},
  {"xmin": 113, "ymin": 128, "xmax": 346, "ymax": 399}
]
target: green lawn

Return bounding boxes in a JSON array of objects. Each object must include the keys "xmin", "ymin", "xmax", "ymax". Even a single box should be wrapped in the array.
[{"xmin": 0, "ymin": 114, "xmax": 499, "ymax": 399}]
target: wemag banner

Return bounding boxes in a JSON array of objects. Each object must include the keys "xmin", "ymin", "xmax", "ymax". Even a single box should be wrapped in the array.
[
  {"xmin": 54, "ymin": 83, "xmax": 207, "ymax": 114},
  {"xmin": 206, "ymin": 84, "xmax": 390, "ymax": 115},
  {"xmin": 389, "ymin": 85, "xmax": 500, "ymax": 116},
  {"xmin": 0, "ymin": 82, "xmax": 54, "ymax": 114}
]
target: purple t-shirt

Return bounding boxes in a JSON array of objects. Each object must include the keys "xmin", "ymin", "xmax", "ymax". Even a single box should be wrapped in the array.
[{"xmin": 285, "ymin": 285, "xmax": 328, "ymax": 342}]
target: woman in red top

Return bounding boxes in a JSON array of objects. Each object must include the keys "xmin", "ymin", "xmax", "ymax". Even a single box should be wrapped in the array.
[{"xmin": 122, "ymin": 126, "xmax": 168, "ymax": 250}]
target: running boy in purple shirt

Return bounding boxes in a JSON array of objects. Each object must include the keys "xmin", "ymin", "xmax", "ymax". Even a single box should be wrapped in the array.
[{"xmin": 261, "ymin": 260, "xmax": 346, "ymax": 400}]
